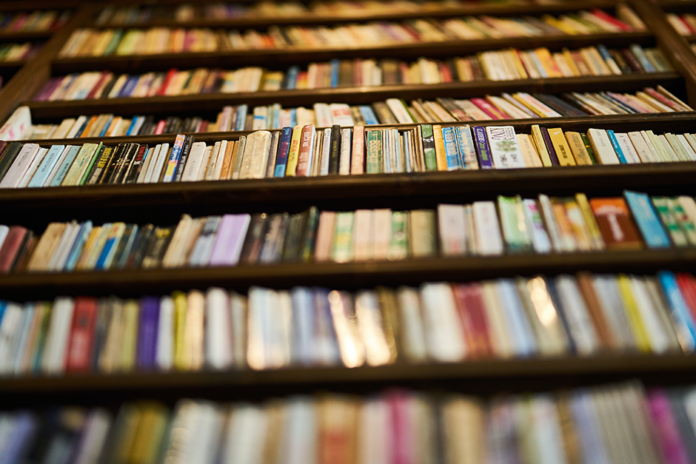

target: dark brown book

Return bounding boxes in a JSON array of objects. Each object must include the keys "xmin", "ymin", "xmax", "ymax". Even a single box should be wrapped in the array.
[
  {"xmin": 576, "ymin": 272, "xmax": 614, "ymax": 350},
  {"xmin": 141, "ymin": 226, "xmax": 173, "ymax": 269},
  {"xmin": 589, "ymin": 198, "xmax": 643, "ymax": 250},
  {"xmin": 0, "ymin": 226, "xmax": 28, "ymax": 273},
  {"xmin": 12, "ymin": 232, "xmax": 36, "ymax": 274}
]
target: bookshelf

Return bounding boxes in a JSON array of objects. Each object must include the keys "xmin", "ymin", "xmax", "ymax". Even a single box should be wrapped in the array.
[{"xmin": 3, "ymin": 0, "xmax": 696, "ymax": 412}]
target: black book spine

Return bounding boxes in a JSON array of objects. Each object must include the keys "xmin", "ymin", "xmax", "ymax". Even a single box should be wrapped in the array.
[
  {"xmin": 173, "ymin": 136, "xmax": 194, "ymax": 183},
  {"xmin": 328, "ymin": 124, "xmax": 341, "ymax": 174},
  {"xmin": 125, "ymin": 144, "xmax": 149, "ymax": 183},
  {"xmin": 104, "ymin": 143, "xmax": 128, "ymax": 184},
  {"xmin": 113, "ymin": 143, "xmax": 139, "ymax": 184}
]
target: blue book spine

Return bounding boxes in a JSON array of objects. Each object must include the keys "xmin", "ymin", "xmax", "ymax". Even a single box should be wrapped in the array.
[
  {"xmin": 64, "ymin": 221, "xmax": 92, "ymax": 271},
  {"xmin": 118, "ymin": 76, "xmax": 139, "ymax": 98},
  {"xmin": 274, "ymin": 127, "xmax": 293, "ymax": 177},
  {"xmin": 606, "ymin": 130, "xmax": 627, "ymax": 163},
  {"xmin": 624, "ymin": 190, "xmax": 671, "ymax": 248},
  {"xmin": 291, "ymin": 288, "xmax": 314, "ymax": 365},
  {"xmin": 596, "ymin": 45, "xmax": 614, "ymax": 66},
  {"xmin": 74, "ymin": 118, "xmax": 90, "ymax": 137},
  {"xmin": 359, "ymin": 106, "xmax": 379, "ymax": 125},
  {"xmin": 498, "ymin": 279, "xmax": 536, "ymax": 356},
  {"xmin": 630, "ymin": 44, "xmax": 655, "ymax": 72},
  {"xmin": 235, "ymin": 105, "xmax": 247, "ymax": 131},
  {"xmin": 50, "ymin": 146, "xmax": 81, "ymax": 187},
  {"xmin": 455, "ymin": 126, "xmax": 478, "ymax": 169},
  {"xmin": 162, "ymin": 140, "xmax": 184, "ymax": 183},
  {"xmin": 530, "ymin": 53, "xmax": 548, "ymax": 78},
  {"xmin": 98, "ymin": 115, "xmax": 113, "ymax": 137},
  {"xmin": 442, "ymin": 126, "xmax": 461, "ymax": 170},
  {"xmin": 125, "ymin": 117, "xmax": 140, "ymax": 136},
  {"xmin": 0, "ymin": 301, "xmax": 7, "ymax": 328},
  {"xmin": 290, "ymin": 108, "xmax": 297, "ymax": 127},
  {"xmin": 599, "ymin": 94, "xmax": 635, "ymax": 114},
  {"xmin": 659, "ymin": 271, "xmax": 696, "ymax": 349},
  {"xmin": 272, "ymin": 105, "xmax": 281, "ymax": 130},
  {"xmin": 330, "ymin": 59, "xmax": 340, "ymax": 88},
  {"xmin": 286, "ymin": 66, "xmax": 299, "ymax": 90},
  {"xmin": 29, "ymin": 145, "xmax": 65, "ymax": 188},
  {"xmin": 95, "ymin": 235, "xmax": 117, "ymax": 270},
  {"xmin": 472, "ymin": 126, "xmax": 494, "ymax": 169}
]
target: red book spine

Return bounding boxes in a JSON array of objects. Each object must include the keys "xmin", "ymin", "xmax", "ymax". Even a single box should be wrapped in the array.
[
  {"xmin": 295, "ymin": 125, "xmax": 315, "ymax": 177},
  {"xmin": 590, "ymin": 8, "xmax": 633, "ymax": 31},
  {"xmin": 464, "ymin": 283, "xmax": 494, "ymax": 357},
  {"xmin": 86, "ymin": 72, "xmax": 110, "ymax": 100},
  {"xmin": 157, "ymin": 68, "xmax": 178, "ymax": 96},
  {"xmin": 0, "ymin": 226, "xmax": 27, "ymax": 274},
  {"xmin": 676, "ymin": 274, "xmax": 696, "ymax": 322},
  {"xmin": 66, "ymin": 297, "xmax": 98, "ymax": 372},
  {"xmin": 453, "ymin": 285, "xmax": 481, "ymax": 357},
  {"xmin": 154, "ymin": 120, "xmax": 166, "ymax": 135}
]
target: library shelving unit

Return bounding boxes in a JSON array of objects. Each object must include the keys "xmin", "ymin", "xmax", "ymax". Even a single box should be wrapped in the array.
[{"xmin": 2, "ymin": 0, "xmax": 696, "ymax": 409}]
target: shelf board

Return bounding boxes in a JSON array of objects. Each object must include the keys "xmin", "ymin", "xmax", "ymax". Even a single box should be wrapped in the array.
[
  {"xmin": 95, "ymin": 0, "xmax": 618, "ymax": 30},
  {"xmin": 0, "ymin": 30, "xmax": 52, "ymax": 43},
  {"xmin": 51, "ymin": 31, "xmax": 655, "ymax": 73},
  {"xmin": 0, "ymin": 354, "xmax": 694, "ymax": 402},
  {"xmin": 26, "ymin": 73, "xmax": 682, "ymax": 120},
  {"xmin": 2, "ymin": 249, "xmax": 696, "ymax": 299}
]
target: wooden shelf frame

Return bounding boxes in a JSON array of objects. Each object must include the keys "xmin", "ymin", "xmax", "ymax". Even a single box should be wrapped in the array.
[
  {"xmin": 1, "ymin": 249, "xmax": 696, "ymax": 300},
  {"xmin": 92, "ymin": 0, "xmax": 621, "ymax": 30},
  {"xmin": 0, "ymin": 354, "xmax": 696, "ymax": 406}
]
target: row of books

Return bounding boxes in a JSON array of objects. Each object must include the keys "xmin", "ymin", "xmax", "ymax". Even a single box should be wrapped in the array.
[
  {"xmin": 0, "ymin": 383, "xmax": 691, "ymax": 464},
  {"xmin": 0, "ymin": 10, "xmax": 69, "ymax": 33},
  {"xmin": 0, "ymin": 271, "xmax": 694, "ymax": 377},
  {"xmin": 3, "ymin": 190, "xmax": 695, "ymax": 276},
  {"xmin": 667, "ymin": 12, "xmax": 696, "ymax": 36},
  {"xmin": 45, "ymin": 45, "xmax": 672, "ymax": 99},
  {"xmin": 94, "ymin": 0, "xmax": 581, "ymax": 25},
  {"xmin": 0, "ymin": 43, "xmax": 40, "ymax": 63},
  {"xmin": 2, "ymin": 121, "xmax": 695, "ymax": 193},
  {"xmin": 59, "ymin": 9, "xmax": 641, "ymax": 56}
]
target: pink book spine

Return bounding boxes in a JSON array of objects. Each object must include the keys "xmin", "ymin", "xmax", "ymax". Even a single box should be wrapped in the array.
[
  {"xmin": 388, "ymin": 390, "xmax": 414, "ymax": 464},
  {"xmin": 591, "ymin": 8, "xmax": 633, "ymax": 31},
  {"xmin": 351, "ymin": 126, "xmax": 365, "ymax": 174},
  {"xmin": 154, "ymin": 120, "xmax": 166, "ymax": 135},
  {"xmin": 606, "ymin": 92, "xmax": 649, "ymax": 113},
  {"xmin": 647, "ymin": 389, "xmax": 690, "ymax": 464},
  {"xmin": 470, "ymin": 98, "xmax": 505, "ymax": 119},
  {"xmin": 399, "ymin": 62, "xmax": 409, "ymax": 84},
  {"xmin": 644, "ymin": 88, "xmax": 682, "ymax": 110}
]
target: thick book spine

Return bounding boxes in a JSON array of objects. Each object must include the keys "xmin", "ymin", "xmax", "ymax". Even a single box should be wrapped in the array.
[
  {"xmin": 274, "ymin": 127, "xmax": 293, "ymax": 177},
  {"xmin": 172, "ymin": 136, "xmax": 194, "ymax": 182},
  {"xmin": 66, "ymin": 297, "xmax": 97, "ymax": 373},
  {"xmin": 472, "ymin": 126, "xmax": 493, "ymax": 169},
  {"xmin": 137, "ymin": 297, "xmax": 160, "ymax": 370},
  {"xmin": 328, "ymin": 124, "xmax": 341, "ymax": 175},
  {"xmin": 624, "ymin": 190, "xmax": 671, "ymax": 248},
  {"xmin": 420, "ymin": 124, "xmax": 437, "ymax": 171},
  {"xmin": 540, "ymin": 127, "xmax": 560, "ymax": 166}
]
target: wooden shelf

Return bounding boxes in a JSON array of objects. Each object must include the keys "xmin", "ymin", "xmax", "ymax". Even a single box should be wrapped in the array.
[
  {"xmin": 51, "ymin": 31, "xmax": 655, "ymax": 73},
  {"xmin": 94, "ymin": 0, "xmax": 619, "ymax": 30},
  {"xmin": 26, "ymin": 73, "xmax": 682, "ymax": 120},
  {"xmin": 0, "ymin": 354, "xmax": 694, "ymax": 405},
  {"xmin": 0, "ymin": 30, "xmax": 52, "ymax": 43},
  {"xmin": 1, "ymin": 249, "xmax": 695, "ymax": 300}
]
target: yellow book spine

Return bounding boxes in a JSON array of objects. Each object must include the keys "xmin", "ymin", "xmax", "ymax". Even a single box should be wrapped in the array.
[
  {"xmin": 564, "ymin": 132, "xmax": 593, "ymax": 165},
  {"xmin": 542, "ymin": 15, "xmax": 578, "ymax": 34},
  {"xmin": 530, "ymin": 125, "xmax": 553, "ymax": 167},
  {"xmin": 433, "ymin": 125, "xmax": 447, "ymax": 171},
  {"xmin": 511, "ymin": 94, "xmax": 546, "ymax": 118},
  {"xmin": 285, "ymin": 125, "xmax": 303, "ymax": 176},
  {"xmin": 562, "ymin": 48, "xmax": 581, "ymax": 76},
  {"xmin": 534, "ymin": 48, "xmax": 562, "ymax": 78},
  {"xmin": 516, "ymin": 134, "xmax": 543, "ymax": 167},
  {"xmin": 575, "ymin": 193, "xmax": 605, "ymax": 250},
  {"xmin": 122, "ymin": 300, "xmax": 139, "ymax": 371},
  {"xmin": 617, "ymin": 275, "xmax": 651, "ymax": 352},
  {"xmin": 173, "ymin": 291, "xmax": 188, "ymax": 370},
  {"xmin": 75, "ymin": 227, "xmax": 102, "ymax": 271},
  {"xmin": 509, "ymin": 49, "xmax": 528, "ymax": 79},
  {"xmin": 547, "ymin": 128, "xmax": 576, "ymax": 166}
]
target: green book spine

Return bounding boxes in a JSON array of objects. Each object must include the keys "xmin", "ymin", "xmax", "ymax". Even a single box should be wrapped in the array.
[
  {"xmin": 421, "ymin": 124, "xmax": 437, "ymax": 171},
  {"xmin": 580, "ymin": 133, "xmax": 598, "ymax": 164},
  {"xmin": 388, "ymin": 211, "xmax": 409, "ymax": 260},
  {"xmin": 366, "ymin": 130, "xmax": 383, "ymax": 174},
  {"xmin": 331, "ymin": 212, "xmax": 354, "ymax": 263},
  {"xmin": 653, "ymin": 197, "xmax": 687, "ymax": 247}
]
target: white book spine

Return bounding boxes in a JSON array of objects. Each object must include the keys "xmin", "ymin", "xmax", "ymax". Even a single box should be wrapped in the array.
[
  {"xmin": 472, "ymin": 201, "xmax": 504, "ymax": 255},
  {"xmin": 437, "ymin": 204, "xmax": 467, "ymax": 256},
  {"xmin": 339, "ymin": 128, "xmax": 352, "ymax": 175},
  {"xmin": 614, "ymin": 133, "xmax": 641, "ymax": 163},
  {"xmin": 0, "ymin": 143, "xmax": 40, "ymax": 188},
  {"xmin": 206, "ymin": 288, "xmax": 233, "ymax": 370},
  {"xmin": 420, "ymin": 283, "xmax": 466, "ymax": 362},
  {"xmin": 485, "ymin": 126, "xmax": 526, "ymax": 169},
  {"xmin": 156, "ymin": 296, "xmax": 174, "ymax": 370}
]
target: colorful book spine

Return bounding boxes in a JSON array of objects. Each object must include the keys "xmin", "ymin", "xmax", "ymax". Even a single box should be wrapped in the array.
[{"xmin": 472, "ymin": 126, "xmax": 493, "ymax": 169}]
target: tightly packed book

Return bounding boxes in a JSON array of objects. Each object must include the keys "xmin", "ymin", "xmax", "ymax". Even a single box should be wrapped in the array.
[
  {"xmin": 0, "ymin": 10, "xmax": 70, "ymax": 33},
  {"xmin": 2, "ymin": 123, "xmax": 696, "ymax": 191},
  {"xmin": 95, "ymin": 0, "xmax": 619, "ymax": 25},
  {"xmin": 0, "ymin": 383, "xmax": 692, "ymax": 463},
  {"xmin": 3, "ymin": 190, "xmax": 696, "ymax": 274},
  {"xmin": 59, "ymin": 8, "xmax": 643, "ymax": 56},
  {"xmin": 667, "ymin": 12, "xmax": 696, "ymax": 35},
  {"xmin": 0, "ymin": 43, "xmax": 41, "ymax": 62},
  {"xmin": 39, "ymin": 43, "xmax": 673, "ymax": 101},
  {"xmin": 0, "ymin": 271, "xmax": 694, "ymax": 376}
]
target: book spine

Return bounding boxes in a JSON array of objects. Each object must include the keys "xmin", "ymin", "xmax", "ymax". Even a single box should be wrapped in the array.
[
  {"xmin": 472, "ymin": 126, "xmax": 493, "ymax": 169},
  {"xmin": 606, "ymin": 130, "xmax": 628, "ymax": 164}
]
